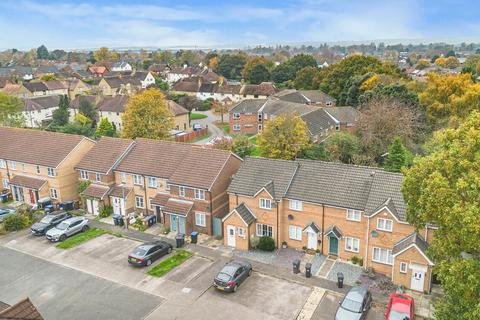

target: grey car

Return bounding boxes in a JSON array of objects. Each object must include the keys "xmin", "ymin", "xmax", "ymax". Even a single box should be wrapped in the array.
[
  {"xmin": 31, "ymin": 211, "xmax": 71, "ymax": 235},
  {"xmin": 128, "ymin": 240, "xmax": 173, "ymax": 267},
  {"xmin": 45, "ymin": 216, "xmax": 89, "ymax": 242},
  {"xmin": 0, "ymin": 207, "xmax": 16, "ymax": 222},
  {"xmin": 335, "ymin": 286, "xmax": 372, "ymax": 320},
  {"xmin": 213, "ymin": 260, "xmax": 252, "ymax": 292}
]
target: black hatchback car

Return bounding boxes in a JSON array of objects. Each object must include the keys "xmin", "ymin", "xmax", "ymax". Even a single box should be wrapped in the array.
[
  {"xmin": 128, "ymin": 240, "xmax": 173, "ymax": 266},
  {"xmin": 213, "ymin": 260, "xmax": 252, "ymax": 292},
  {"xmin": 30, "ymin": 211, "xmax": 71, "ymax": 236}
]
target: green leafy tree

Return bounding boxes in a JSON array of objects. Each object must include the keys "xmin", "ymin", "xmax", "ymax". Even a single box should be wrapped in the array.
[
  {"xmin": 257, "ymin": 114, "xmax": 311, "ymax": 160},
  {"xmin": 51, "ymin": 95, "xmax": 70, "ymax": 127},
  {"xmin": 95, "ymin": 117, "xmax": 116, "ymax": 137},
  {"xmin": 0, "ymin": 92, "xmax": 25, "ymax": 127},
  {"xmin": 231, "ymin": 135, "xmax": 254, "ymax": 158},
  {"xmin": 246, "ymin": 64, "xmax": 271, "ymax": 84},
  {"xmin": 122, "ymin": 89, "xmax": 174, "ymax": 139},
  {"xmin": 359, "ymin": 83, "xmax": 419, "ymax": 107},
  {"xmin": 294, "ymin": 66, "xmax": 319, "ymax": 90},
  {"xmin": 287, "ymin": 54, "xmax": 317, "ymax": 73},
  {"xmin": 36, "ymin": 45, "xmax": 49, "ymax": 60},
  {"xmin": 300, "ymin": 143, "xmax": 330, "ymax": 161},
  {"xmin": 217, "ymin": 53, "xmax": 247, "ymax": 80},
  {"xmin": 272, "ymin": 63, "xmax": 295, "ymax": 83},
  {"xmin": 402, "ymin": 111, "xmax": 480, "ymax": 320},
  {"xmin": 383, "ymin": 137, "xmax": 410, "ymax": 172},
  {"xmin": 79, "ymin": 98, "xmax": 96, "ymax": 122},
  {"xmin": 324, "ymin": 132, "xmax": 361, "ymax": 163}
]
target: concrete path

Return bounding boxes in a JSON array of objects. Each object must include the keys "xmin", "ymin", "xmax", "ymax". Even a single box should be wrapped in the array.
[{"xmin": 317, "ymin": 259, "xmax": 335, "ymax": 277}]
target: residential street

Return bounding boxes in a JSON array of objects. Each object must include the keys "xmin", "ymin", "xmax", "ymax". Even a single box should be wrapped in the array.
[{"xmin": 191, "ymin": 109, "xmax": 228, "ymax": 144}]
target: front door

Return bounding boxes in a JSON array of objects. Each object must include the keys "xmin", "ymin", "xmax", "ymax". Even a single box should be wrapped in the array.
[
  {"xmin": 92, "ymin": 200, "xmax": 100, "ymax": 215},
  {"xmin": 170, "ymin": 215, "xmax": 178, "ymax": 232},
  {"xmin": 227, "ymin": 225, "xmax": 236, "ymax": 247},
  {"xmin": 112, "ymin": 197, "xmax": 123, "ymax": 215},
  {"xmin": 86, "ymin": 199, "xmax": 93, "ymax": 214},
  {"xmin": 307, "ymin": 232, "xmax": 317, "ymax": 250},
  {"xmin": 411, "ymin": 269, "xmax": 425, "ymax": 292},
  {"xmin": 329, "ymin": 236, "xmax": 339, "ymax": 255},
  {"xmin": 28, "ymin": 189, "xmax": 36, "ymax": 204},
  {"xmin": 178, "ymin": 217, "xmax": 186, "ymax": 234},
  {"xmin": 155, "ymin": 206, "xmax": 163, "ymax": 223}
]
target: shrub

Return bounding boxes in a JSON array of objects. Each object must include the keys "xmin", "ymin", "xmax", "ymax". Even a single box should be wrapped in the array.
[
  {"xmin": 351, "ymin": 256, "xmax": 359, "ymax": 265},
  {"xmin": 359, "ymin": 258, "xmax": 364, "ymax": 267},
  {"xmin": 4, "ymin": 215, "xmax": 27, "ymax": 231},
  {"xmin": 99, "ymin": 205, "xmax": 113, "ymax": 218},
  {"xmin": 161, "ymin": 226, "xmax": 170, "ymax": 234},
  {"xmin": 78, "ymin": 180, "xmax": 91, "ymax": 194},
  {"xmin": 134, "ymin": 217, "xmax": 145, "ymax": 231},
  {"xmin": 250, "ymin": 236, "xmax": 260, "ymax": 249},
  {"xmin": 258, "ymin": 236, "xmax": 275, "ymax": 251}
]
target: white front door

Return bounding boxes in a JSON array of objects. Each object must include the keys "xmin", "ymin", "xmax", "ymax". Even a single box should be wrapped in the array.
[
  {"xmin": 86, "ymin": 199, "xmax": 93, "ymax": 214},
  {"xmin": 227, "ymin": 225, "xmax": 236, "ymax": 247},
  {"xmin": 307, "ymin": 232, "xmax": 317, "ymax": 250},
  {"xmin": 92, "ymin": 200, "xmax": 100, "ymax": 216},
  {"xmin": 112, "ymin": 197, "xmax": 121, "ymax": 215},
  {"xmin": 411, "ymin": 269, "xmax": 425, "ymax": 292}
]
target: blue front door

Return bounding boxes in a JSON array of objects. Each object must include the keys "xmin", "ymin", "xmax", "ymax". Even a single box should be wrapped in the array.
[
  {"xmin": 329, "ymin": 236, "xmax": 339, "ymax": 255},
  {"xmin": 179, "ymin": 217, "xmax": 185, "ymax": 234},
  {"xmin": 171, "ymin": 215, "xmax": 178, "ymax": 232}
]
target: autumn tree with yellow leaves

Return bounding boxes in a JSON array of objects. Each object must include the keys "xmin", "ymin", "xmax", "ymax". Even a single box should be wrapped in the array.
[
  {"xmin": 122, "ymin": 89, "xmax": 174, "ymax": 140},
  {"xmin": 93, "ymin": 47, "xmax": 111, "ymax": 62}
]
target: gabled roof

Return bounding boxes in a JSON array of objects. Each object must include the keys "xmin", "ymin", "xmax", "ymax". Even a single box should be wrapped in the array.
[
  {"xmin": 163, "ymin": 198, "xmax": 193, "ymax": 216},
  {"xmin": 150, "ymin": 193, "xmax": 171, "ymax": 207},
  {"xmin": 227, "ymin": 157, "xmax": 298, "ymax": 200},
  {"xmin": 240, "ymin": 82, "xmax": 277, "ymax": 96},
  {"xmin": 198, "ymin": 82, "xmax": 218, "ymax": 93},
  {"xmin": 324, "ymin": 225, "xmax": 343, "ymax": 238},
  {"xmin": 75, "ymin": 137, "xmax": 134, "ymax": 174},
  {"xmin": 301, "ymin": 108, "xmax": 336, "ymax": 136},
  {"xmin": 0, "ymin": 127, "xmax": 87, "ymax": 168},
  {"xmin": 23, "ymin": 82, "xmax": 48, "ymax": 93},
  {"xmin": 166, "ymin": 100, "xmax": 189, "ymax": 116},
  {"xmin": 97, "ymin": 95, "xmax": 129, "ymax": 113},
  {"xmin": 300, "ymin": 90, "xmax": 336, "ymax": 103},
  {"xmin": 108, "ymin": 185, "xmax": 132, "ymax": 198},
  {"xmin": 102, "ymin": 76, "xmax": 141, "ymax": 88},
  {"xmin": 229, "ymin": 99, "xmax": 267, "ymax": 113},
  {"xmin": 43, "ymin": 80, "xmax": 67, "ymax": 91},
  {"xmin": 23, "ymin": 95, "xmax": 61, "ymax": 112},
  {"xmin": 304, "ymin": 221, "xmax": 320, "ymax": 233},
  {"xmin": 393, "ymin": 233, "xmax": 433, "ymax": 265},
  {"xmin": 82, "ymin": 184, "xmax": 110, "ymax": 199},
  {"xmin": 260, "ymin": 99, "xmax": 318, "ymax": 117},
  {"xmin": 70, "ymin": 95, "xmax": 98, "ymax": 110},
  {"xmin": 323, "ymin": 107, "xmax": 360, "ymax": 124},
  {"xmin": 0, "ymin": 298, "xmax": 43, "ymax": 320},
  {"xmin": 172, "ymin": 78, "xmax": 200, "ymax": 93},
  {"xmin": 274, "ymin": 89, "xmax": 335, "ymax": 105},
  {"xmin": 216, "ymin": 84, "xmax": 241, "ymax": 94},
  {"xmin": 227, "ymin": 203, "xmax": 256, "ymax": 226}
]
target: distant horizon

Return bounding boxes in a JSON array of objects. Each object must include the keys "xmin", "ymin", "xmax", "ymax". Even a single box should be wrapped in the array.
[{"xmin": 1, "ymin": 0, "xmax": 478, "ymax": 51}]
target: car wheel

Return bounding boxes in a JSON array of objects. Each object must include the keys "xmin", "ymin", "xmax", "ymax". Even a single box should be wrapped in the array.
[
  {"xmin": 146, "ymin": 259, "xmax": 152, "ymax": 266},
  {"xmin": 248, "ymin": 269, "xmax": 252, "ymax": 276},
  {"xmin": 233, "ymin": 284, "xmax": 238, "ymax": 292},
  {"xmin": 167, "ymin": 247, "xmax": 172, "ymax": 254},
  {"xmin": 82, "ymin": 225, "xmax": 89, "ymax": 232},
  {"xmin": 59, "ymin": 234, "xmax": 67, "ymax": 242}
]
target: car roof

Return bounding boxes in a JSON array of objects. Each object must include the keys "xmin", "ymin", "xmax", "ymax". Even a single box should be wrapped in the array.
[
  {"xmin": 63, "ymin": 216, "xmax": 83, "ymax": 223},
  {"xmin": 345, "ymin": 286, "xmax": 368, "ymax": 302},
  {"xmin": 391, "ymin": 294, "xmax": 413, "ymax": 312},
  {"xmin": 46, "ymin": 211, "xmax": 67, "ymax": 216}
]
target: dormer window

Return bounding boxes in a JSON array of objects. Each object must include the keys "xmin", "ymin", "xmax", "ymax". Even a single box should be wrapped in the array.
[
  {"xmin": 259, "ymin": 198, "xmax": 272, "ymax": 209},
  {"xmin": 377, "ymin": 218, "xmax": 393, "ymax": 232}
]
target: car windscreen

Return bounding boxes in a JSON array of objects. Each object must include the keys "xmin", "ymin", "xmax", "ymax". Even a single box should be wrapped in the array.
[
  {"xmin": 56, "ymin": 222, "xmax": 69, "ymax": 230},
  {"xmin": 216, "ymin": 272, "xmax": 232, "ymax": 282},
  {"xmin": 341, "ymin": 297, "xmax": 363, "ymax": 313},
  {"xmin": 41, "ymin": 216, "xmax": 56, "ymax": 223},
  {"xmin": 132, "ymin": 248, "xmax": 147, "ymax": 256},
  {"xmin": 388, "ymin": 310, "xmax": 410, "ymax": 320}
]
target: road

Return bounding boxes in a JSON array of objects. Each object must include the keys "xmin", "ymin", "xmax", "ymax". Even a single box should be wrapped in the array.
[{"xmin": 191, "ymin": 109, "xmax": 228, "ymax": 145}]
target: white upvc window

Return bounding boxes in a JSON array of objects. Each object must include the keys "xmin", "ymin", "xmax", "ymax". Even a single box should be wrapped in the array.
[
  {"xmin": 49, "ymin": 188, "xmax": 58, "ymax": 199},
  {"xmin": 120, "ymin": 172, "xmax": 126, "ymax": 183},
  {"xmin": 9, "ymin": 161, "xmax": 16, "ymax": 170},
  {"xmin": 377, "ymin": 218, "xmax": 393, "ymax": 232},
  {"xmin": 233, "ymin": 124, "xmax": 240, "ymax": 131},
  {"xmin": 288, "ymin": 225, "xmax": 302, "ymax": 241},
  {"xmin": 195, "ymin": 212, "xmax": 206, "ymax": 227},
  {"xmin": 400, "ymin": 262, "xmax": 408, "ymax": 273},
  {"xmin": 148, "ymin": 177, "xmax": 157, "ymax": 188},
  {"xmin": 372, "ymin": 247, "xmax": 393, "ymax": 265},
  {"xmin": 80, "ymin": 170, "xmax": 88, "ymax": 180},
  {"xmin": 2, "ymin": 178, "xmax": 9, "ymax": 189},
  {"xmin": 233, "ymin": 113, "xmax": 240, "ymax": 119},
  {"xmin": 95, "ymin": 172, "xmax": 101, "ymax": 182},
  {"xmin": 133, "ymin": 174, "xmax": 143, "ymax": 186},
  {"xmin": 289, "ymin": 199, "xmax": 302, "ymax": 211},
  {"xmin": 259, "ymin": 198, "xmax": 272, "ymax": 210},
  {"xmin": 47, "ymin": 167, "xmax": 55, "ymax": 177},
  {"xmin": 21, "ymin": 163, "xmax": 26, "ymax": 171},
  {"xmin": 256, "ymin": 223, "xmax": 273, "ymax": 237},
  {"xmin": 194, "ymin": 189, "xmax": 205, "ymax": 200},
  {"xmin": 345, "ymin": 237, "xmax": 360, "ymax": 253},
  {"xmin": 346, "ymin": 209, "xmax": 361, "ymax": 222},
  {"xmin": 179, "ymin": 186, "xmax": 185, "ymax": 197},
  {"xmin": 35, "ymin": 165, "xmax": 41, "ymax": 174},
  {"xmin": 238, "ymin": 227, "xmax": 245, "ymax": 238},
  {"xmin": 166, "ymin": 182, "xmax": 170, "ymax": 191},
  {"xmin": 0, "ymin": 160, "xmax": 6, "ymax": 168},
  {"xmin": 135, "ymin": 195, "xmax": 144, "ymax": 209}
]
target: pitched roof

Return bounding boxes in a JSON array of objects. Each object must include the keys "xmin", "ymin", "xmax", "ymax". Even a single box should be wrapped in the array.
[
  {"xmin": 70, "ymin": 95, "xmax": 98, "ymax": 110},
  {"xmin": 324, "ymin": 225, "xmax": 342, "ymax": 238},
  {"xmin": 216, "ymin": 84, "xmax": 241, "ymax": 95},
  {"xmin": 304, "ymin": 221, "xmax": 320, "ymax": 233},
  {"xmin": 9, "ymin": 175, "xmax": 47, "ymax": 190},
  {"xmin": 233, "ymin": 203, "xmax": 256, "ymax": 225},
  {"xmin": 323, "ymin": 107, "xmax": 360, "ymax": 124},
  {"xmin": 0, "ymin": 298, "xmax": 43, "ymax": 320},
  {"xmin": 23, "ymin": 82, "xmax": 48, "ymax": 93},
  {"xmin": 300, "ymin": 90, "xmax": 336, "ymax": 103},
  {"xmin": 150, "ymin": 193, "xmax": 171, "ymax": 206},
  {"xmin": 301, "ymin": 108, "xmax": 336, "ymax": 136},
  {"xmin": 43, "ymin": 80, "xmax": 67, "ymax": 91},
  {"xmin": 229, "ymin": 99, "xmax": 267, "ymax": 113},
  {"xmin": 0, "ymin": 127, "xmax": 86, "ymax": 167},
  {"xmin": 115, "ymin": 139, "xmax": 235, "ymax": 190},
  {"xmin": 241, "ymin": 82, "xmax": 277, "ymax": 96},
  {"xmin": 97, "ymin": 95, "xmax": 129, "ymax": 113},
  {"xmin": 102, "ymin": 76, "xmax": 141, "ymax": 88},
  {"xmin": 198, "ymin": 82, "xmax": 217, "ymax": 93},
  {"xmin": 261, "ymin": 99, "xmax": 318, "ymax": 117},
  {"xmin": 82, "ymin": 184, "xmax": 110, "ymax": 199},
  {"xmin": 163, "ymin": 198, "xmax": 193, "ymax": 216},
  {"xmin": 227, "ymin": 157, "xmax": 298, "ymax": 200},
  {"xmin": 108, "ymin": 185, "xmax": 132, "ymax": 198},
  {"xmin": 75, "ymin": 137, "xmax": 133, "ymax": 174},
  {"xmin": 172, "ymin": 79, "xmax": 200, "ymax": 93},
  {"xmin": 392, "ymin": 232, "xmax": 430, "ymax": 260},
  {"xmin": 23, "ymin": 95, "xmax": 61, "ymax": 112},
  {"xmin": 166, "ymin": 100, "xmax": 189, "ymax": 116}
]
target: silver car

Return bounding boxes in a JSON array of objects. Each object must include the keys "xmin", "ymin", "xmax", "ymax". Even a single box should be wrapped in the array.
[{"xmin": 46, "ymin": 216, "xmax": 89, "ymax": 242}]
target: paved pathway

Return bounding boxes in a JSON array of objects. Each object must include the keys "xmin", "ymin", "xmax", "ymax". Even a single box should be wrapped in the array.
[
  {"xmin": 191, "ymin": 109, "xmax": 228, "ymax": 145},
  {"xmin": 318, "ymin": 259, "xmax": 335, "ymax": 277}
]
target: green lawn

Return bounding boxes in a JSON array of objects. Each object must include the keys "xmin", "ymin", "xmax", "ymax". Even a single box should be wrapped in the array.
[
  {"xmin": 219, "ymin": 122, "xmax": 230, "ymax": 134},
  {"xmin": 56, "ymin": 228, "xmax": 107, "ymax": 249},
  {"xmin": 147, "ymin": 249, "xmax": 193, "ymax": 277},
  {"xmin": 190, "ymin": 113, "xmax": 208, "ymax": 120}
]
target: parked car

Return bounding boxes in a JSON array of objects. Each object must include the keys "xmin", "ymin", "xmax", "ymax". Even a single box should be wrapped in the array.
[
  {"xmin": 45, "ymin": 216, "xmax": 89, "ymax": 242},
  {"xmin": 192, "ymin": 123, "xmax": 202, "ymax": 131},
  {"xmin": 385, "ymin": 293, "xmax": 415, "ymax": 320},
  {"xmin": 335, "ymin": 286, "xmax": 372, "ymax": 320},
  {"xmin": 213, "ymin": 260, "xmax": 252, "ymax": 292},
  {"xmin": 128, "ymin": 240, "xmax": 173, "ymax": 267},
  {"xmin": 0, "ymin": 207, "xmax": 16, "ymax": 222},
  {"xmin": 30, "ymin": 211, "xmax": 71, "ymax": 236}
]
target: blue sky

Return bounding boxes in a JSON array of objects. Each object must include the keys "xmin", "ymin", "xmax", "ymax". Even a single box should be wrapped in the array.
[{"xmin": 0, "ymin": 0, "xmax": 478, "ymax": 50}]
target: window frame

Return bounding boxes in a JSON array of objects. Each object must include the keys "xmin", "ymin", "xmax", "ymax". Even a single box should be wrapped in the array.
[
  {"xmin": 49, "ymin": 188, "xmax": 58, "ymax": 199},
  {"xmin": 120, "ymin": 172, "xmax": 126, "ymax": 183},
  {"xmin": 288, "ymin": 225, "xmax": 302, "ymax": 241},
  {"xmin": 80, "ymin": 170, "xmax": 88, "ymax": 180},
  {"xmin": 344, "ymin": 236, "xmax": 360, "ymax": 253},
  {"xmin": 372, "ymin": 247, "xmax": 393, "ymax": 265},
  {"xmin": 135, "ymin": 195, "xmax": 145, "ymax": 209},
  {"xmin": 35, "ymin": 165, "xmax": 41, "ymax": 175},
  {"xmin": 95, "ymin": 172, "xmax": 101, "ymax": 182},
  {"xmin": 377, "ymin": 218, "xmax": 393, "ymax": 232},
  {"xmin": 179, "ymin": 186, "xmax": 185, "ymax": 197},
  {"xmin": 400, "ymin": 262, "xmax": 408, "ymax": 274},
  {"xmin": 346, "ymin": 209, "xmax": 362, "ymax": 222},
  {"xmin": 256, "ymin": 223, "xmax": 273, "ymax": 237},
  {"xmin": 9, "ymin": 161, "xmax": 16, "ymax": 170},
  {"xmin": 233, "ymin": 124, "xmax": 241, "ymax": 131},
  {"xmin": 259, "ymin": 198, "xmax": 272, "ymax": 210},
  {"xmin": 47, "ymin": 167, "xmax": 55, "ymax": 177},
  {"xmin": 148, "ymin": 177, "xmax": 158, "ymax": 188},
  {"xmin": 133, "ymin": 174, "xmax": 143, "ymax": 186},
  {"xmin": 289, "ymin": 199, "xmax": 303, "ymax": 211},
  {"xmin": 195, "ymin": 212, "xmax": 206, "ymax": 227},
  {"xmin": 2, "ymin": 178, "xmax": 9, "ymax": 189},
  {"xmin": 194, "ymin": 188, "xmax": 205, "ymax": 200},
  {"xmin": 232, "ymin": 112, "xmax": 240, "ymax": 120},
  {"xmin": 0, "ymin": 159, "xmax": 6, "ymax": 169}
]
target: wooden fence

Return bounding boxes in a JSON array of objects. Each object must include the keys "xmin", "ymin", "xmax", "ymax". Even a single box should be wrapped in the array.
[{"xmin": 175, "ymin": 128, "xmax": 208, "ymax": 143}]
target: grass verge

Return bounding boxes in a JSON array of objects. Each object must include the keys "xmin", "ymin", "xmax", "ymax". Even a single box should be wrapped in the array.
[
  {"xmin": 147, "ymin": 249, "xmax": 193, "ymax": 277},
  {"xmin": 190, "ymin": 113, "xmax": 208, "ymax": 120},
  {"xmin": 56, "ymin": 228, "xmax": 107, "ymax": 249}
]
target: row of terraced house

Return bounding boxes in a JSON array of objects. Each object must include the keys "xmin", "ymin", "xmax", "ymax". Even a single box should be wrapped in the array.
[{"xmin": 0, "ymin": 127, "xmax": 435, "ymax": 293}]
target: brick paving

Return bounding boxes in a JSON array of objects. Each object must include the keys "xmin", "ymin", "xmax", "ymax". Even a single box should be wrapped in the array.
[{"xmin": 326, "ymin": 261, "xmax": 363, "ymax": 286}]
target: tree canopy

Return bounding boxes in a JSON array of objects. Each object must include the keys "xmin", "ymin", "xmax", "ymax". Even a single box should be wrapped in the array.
[
  {"xmin": 96, "ymin": 117, "xmax": 116, "ymax": 137},
  {"xmin": 51, "ymin": 95, "xmax": 70, "ymax": 127},
  {"xmin": 246, "ymin": 64, "xmax": 271, "ymax": 84},
  {"xmin": 122, "ymin": 89, "xmax": 174, "ymax": 139},
  {"xmin": 0, "ymin": 92, "xmax": 25, "ymax": 127},
  {"xmin": 383, "ymin": 137, "xmax": 410, "ymax": 172},
  {"xmin": 36, "ymin": 45, "xmax": 49, "ymax": 60},
  {"xmin": 217, "ymin": 53, "xmax": 247, "ymax": 80}
]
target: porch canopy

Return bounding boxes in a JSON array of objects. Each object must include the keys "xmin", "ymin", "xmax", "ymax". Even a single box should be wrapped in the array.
[
  {"xmin": 82, "ymin": 184, "xmax": 110, "ymax": 200},
  {"xmin": 9, "ymin": 175, "xmax": 46, "ymax": 190}
]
